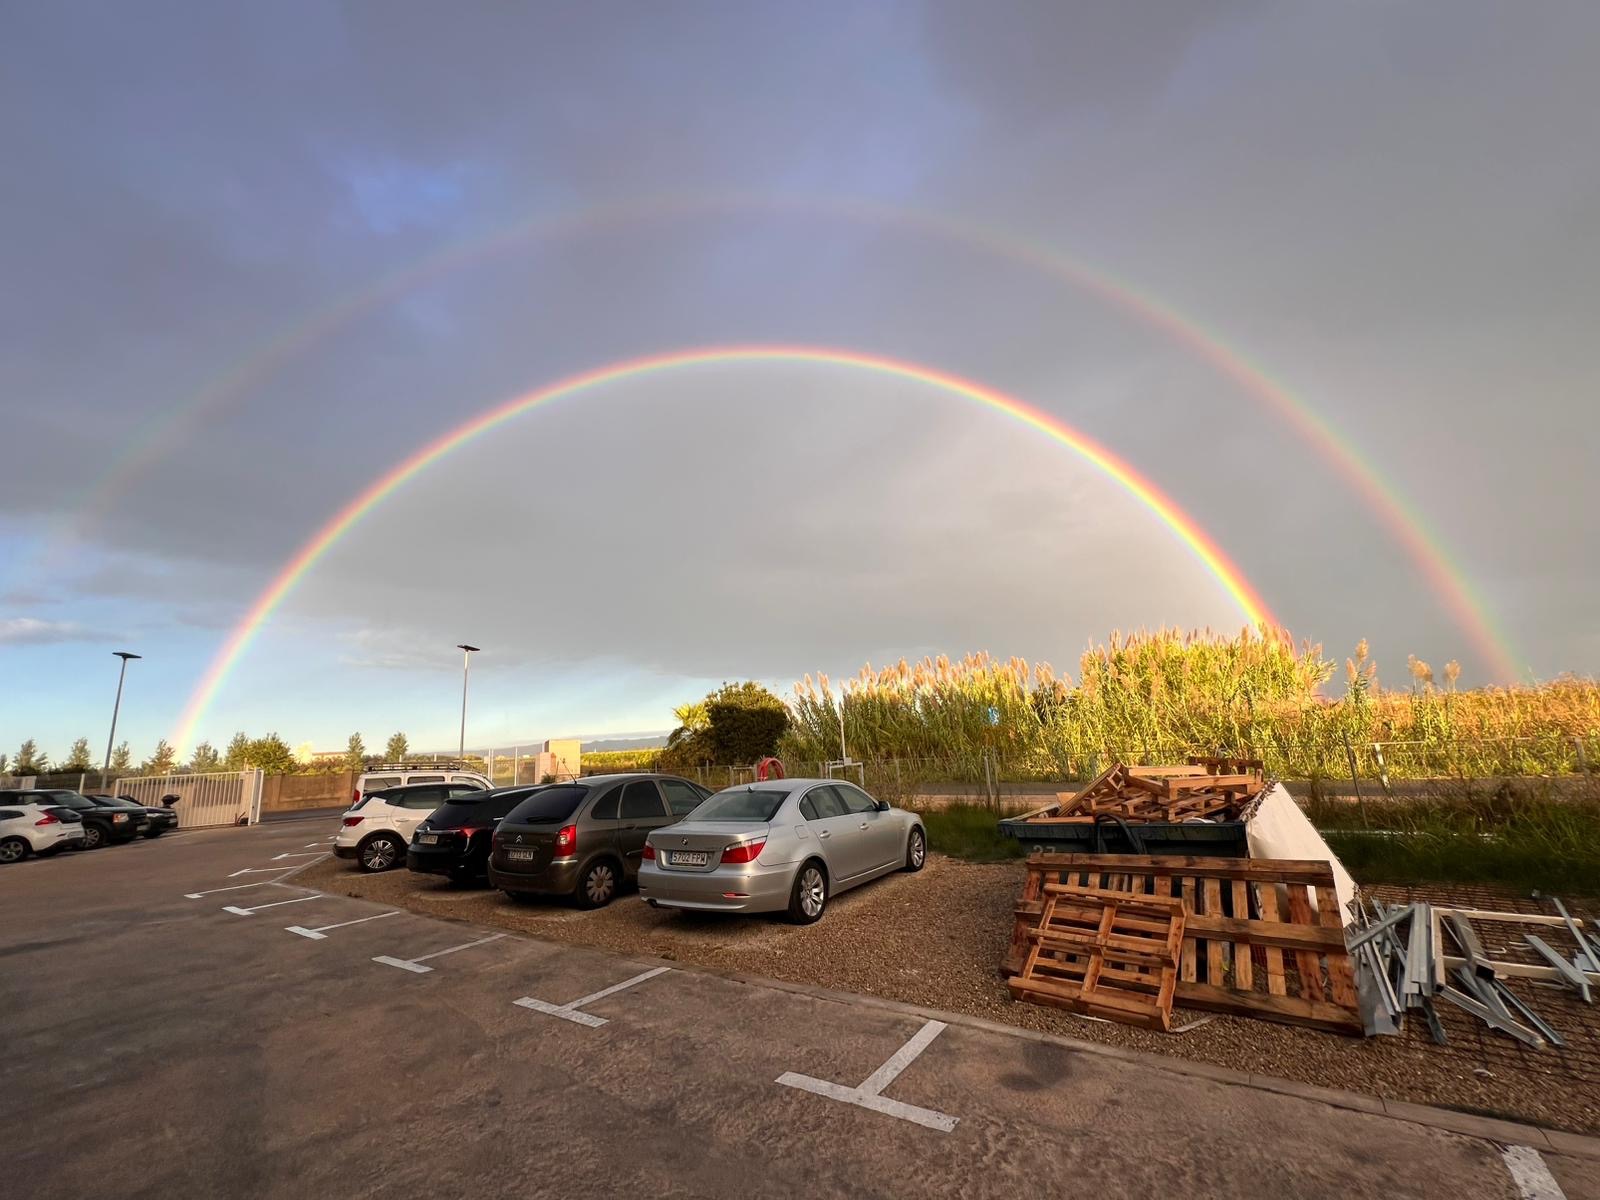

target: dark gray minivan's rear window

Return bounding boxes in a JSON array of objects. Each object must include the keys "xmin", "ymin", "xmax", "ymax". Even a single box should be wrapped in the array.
[{"xmin": 504, "ymin": 785, "xmax": 589, "ymax": 825}]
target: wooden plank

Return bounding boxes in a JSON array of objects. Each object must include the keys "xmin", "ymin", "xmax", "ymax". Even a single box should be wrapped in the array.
[
  {"xmin": 1179, "ymin": 913, "xmax": 1346, "ymax": 953},
  {"xmin": 1230, "ymin": 878, "xmax": 1253, "ymax": 990},
  {"xmin": 1025, "ymin": 854, "xmax": 1336, "ymax": 885},
  {"xmin": 1174, "ymin": 981, "xmax": 1363, "ymax": 1034},
  {"xmin": 1284, "ymin": 884, "xmax": 1326, "ymax": 1003},
  {"xmin": 1204, "ymin": 878, "xmax": 1225, "ymax": 985},
  {"xmin": 1315, "ymin": 884, "xmax": 1358, "ymax": 1012},
  {"xmin": 1127, "ymin": 764, "xmax": 1211, "ymax": 777},
  {"xmin": 1180, "ymin": 873, "xmax": 1199, "ymax": 985},
  {"xmin": 1257, "ymin": 882, "xmax": 1288, "ymax": 996}
]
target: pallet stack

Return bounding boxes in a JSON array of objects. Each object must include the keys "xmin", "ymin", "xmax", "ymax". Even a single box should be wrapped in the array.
[
  {"xmin": 1004, "ymin": 853, "xmax": 1363, "ymax": 1035},
  {"xmin": 1020, "ymin": 758, "xmax": 1268, "ymax": 826}
]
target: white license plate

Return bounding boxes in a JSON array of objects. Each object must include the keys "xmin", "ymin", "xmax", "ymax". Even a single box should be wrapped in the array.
[
  {"xmin": 418, "ymin": 833, "xmax": 438, "ymax": 844},
  {"xmin": 670, "ymin": 850, "xmax": 710, "ymax": 867},
  {"xmin": 506, "ymin": 848, "xmax": 537, "ymax": 862}
]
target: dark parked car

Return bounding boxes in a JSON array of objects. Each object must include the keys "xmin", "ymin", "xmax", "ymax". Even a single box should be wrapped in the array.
[
  {"xmin": 407, "ymin": 786, "xmax": 541, "ymax": 884},
  {"xmin": 26, "ymin": 791, "xmax": 140, "ymax": 849},
  {"xmin": 487, "ymin": 773, "xmax": 712, "ymax": 908},
  {"xmin": 86, "ymin": 794, "xmax": 178, "ymax": 838}
]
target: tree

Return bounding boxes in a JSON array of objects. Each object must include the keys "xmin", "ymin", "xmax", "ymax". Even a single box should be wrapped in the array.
[
  {"xmin": 144, "ymin": 739, "xmax": 178, "ymax": 774},
  {"xmin": 63, "ymin": 737, "xmax": 93, "ymax": 772},
  {"xmin": 0, "ymin": 753, "xmax": 7, "ymax": 774},
  {"xmin": 13, "ymin": 739, "xmax": 47, "ymax": 774},
  {"xmin": 385, "ymin": 732, "xmax": 409, "ymax": 762},
  {"xmin": 242, "ymin": 733, "xmax": 296, "ymax": 774},
  {"xmin": 706, "ymin": 681, "xmax": 790, "ymax": 764},
  {"xmin": 110, "ymin": 742, "xmax": 132, "ymax": 772},
  {"xmin": 223, "ymin": 732, "xmax": 250, "ymax": 770},
  {"xmin": 188, "ymin": 741, "xmax": 221, "ymax": 772},
  {"xmin": 343, "ymin": 732, "xmax": 368, "ymax": 771}
]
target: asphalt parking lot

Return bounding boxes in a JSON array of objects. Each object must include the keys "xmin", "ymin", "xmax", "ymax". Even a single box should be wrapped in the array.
[{"xmin": 5, "ymin": 822, "xmax": 1599, "ymax": 1200}]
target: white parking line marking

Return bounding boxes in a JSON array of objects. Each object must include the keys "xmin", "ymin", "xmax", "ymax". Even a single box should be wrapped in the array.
[
  {"xmin": 272, "ymin": 851, "xmax": 325, "ymax": 860},
  {"xmin": 185, "ymin": 881, "xmax": 277, "ymax": 898},
  {"xmin": 222, "ymin": 894, "xmax": 323, "ymax": 916},
  {"xmin": 513, "ymin": 965, "xmax": 672, "ymax": 1027},
  {"xmin": 372, "ymin": 933, "xmax": 508, "ymax": 973},
  {"xmin": 285, "ymin": 911, "xmax": 399, "ymax": 940},
  {"xmin": 777, "ymin": 1019, "xmax": 958, "ymax": 1133},
  {"xmin": 1502, "ymin": 1145, "xmax": 1566, "ymax": 1199},
  {"xmin": 228, "ymin": 865, "xmax": 301, "ymax": 878}
]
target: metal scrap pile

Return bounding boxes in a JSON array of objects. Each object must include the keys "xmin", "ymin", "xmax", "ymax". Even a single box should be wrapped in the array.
[{"xmin": 1349, "ymin": 893, "xmax": 1600, "ymax": 1046}]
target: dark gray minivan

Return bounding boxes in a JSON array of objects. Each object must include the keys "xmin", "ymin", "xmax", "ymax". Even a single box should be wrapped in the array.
[{"xmin": 487, "ymin": 773, "xmax": 712, "ymax": 907}]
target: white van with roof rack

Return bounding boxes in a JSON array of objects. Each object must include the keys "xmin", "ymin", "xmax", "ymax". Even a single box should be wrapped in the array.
[{"xmin": 352, "ymin": 764, "xmax": 492, "ymax": 808}]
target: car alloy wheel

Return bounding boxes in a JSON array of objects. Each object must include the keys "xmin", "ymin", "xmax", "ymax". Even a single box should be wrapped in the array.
[
  {"xmin": 583, "ymin": 862, "xmax": 617, "ymax": 906},
  {"xmin": 361, "ymin": 837, "xmax": 399, "ymax": 871},
  {"xmin": 909, "ymin": 829, "xmax": 926, "ymax": 869},
  {"xmin": 0, "ymin": 838, "xmax": 26, "ymax": 864},
  {"xmin": 82, "ymin": 825, "xmax": 104, "ymax": 850},
  {"xmin": 799, "ymin": 866, "xmax": 826, "ymax": 917}
]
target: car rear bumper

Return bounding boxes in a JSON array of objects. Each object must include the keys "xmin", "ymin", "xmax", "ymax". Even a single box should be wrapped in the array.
[
  {"xmin": 332, "ymin": 844, "xmax": 358, "ymax": 860},
  {"xmin": 407, "ymin": 845, "xmax": 471, "ymax": 875},
  {"xmin": 637, "ymin": 859, "xmax": 796, "ymax": 912},
  {"xmin": 488, "ymin": 858, "xmax": 581, "ymax": 895}
]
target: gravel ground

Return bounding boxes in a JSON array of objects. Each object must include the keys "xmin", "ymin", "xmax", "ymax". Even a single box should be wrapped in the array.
[{"xmin": 293, "ymin": 852, "xmax": 1600, "ymax": 1136}]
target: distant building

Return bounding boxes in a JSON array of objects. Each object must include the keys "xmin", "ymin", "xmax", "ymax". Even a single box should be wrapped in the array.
[{"xmin": 528, "ymin": 739, "xmax": 580, "ymax": 783}]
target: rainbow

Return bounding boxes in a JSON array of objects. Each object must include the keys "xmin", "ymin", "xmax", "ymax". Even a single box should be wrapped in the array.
[
  {"xmin": 25, "ymin": 192, "xmax": 1518, "ymax": 679},
  {"xmin": 168, "ymin": 345, "xmax": 1277, "ymax": 752}
]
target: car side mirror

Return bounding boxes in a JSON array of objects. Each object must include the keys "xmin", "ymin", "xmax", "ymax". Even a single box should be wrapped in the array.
[{"xmin": 875, "ymin": 800, "xmax": 891, "ymax": 812}]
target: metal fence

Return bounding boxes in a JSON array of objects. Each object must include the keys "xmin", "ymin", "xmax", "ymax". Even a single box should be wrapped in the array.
[{"xmin": 114, "ymin": 770, "xmax": 264, "ymax": 829}]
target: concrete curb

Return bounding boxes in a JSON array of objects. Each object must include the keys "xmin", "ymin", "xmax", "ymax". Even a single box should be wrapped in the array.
[{"xmin": 273, "ymin": 854, "xmax": 1600, "ymax": 1161}]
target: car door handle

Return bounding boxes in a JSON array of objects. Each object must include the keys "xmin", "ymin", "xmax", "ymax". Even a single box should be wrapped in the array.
[
  {"xmin": 818, "ymin": 831, "xmax": 831, "ymax": 839},
  {"xmin": 858, "ymin": 822, "xmax": 869, "ymax": 830}
]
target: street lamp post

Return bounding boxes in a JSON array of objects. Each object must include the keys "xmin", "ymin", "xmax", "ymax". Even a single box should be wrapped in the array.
[
  {"xmin": 456, "ymin": 644, "xmax": 480, "ymax": 761},
  {"xmin": 103, "ymin": 651, "xmax": 141, "ymax": 784}
]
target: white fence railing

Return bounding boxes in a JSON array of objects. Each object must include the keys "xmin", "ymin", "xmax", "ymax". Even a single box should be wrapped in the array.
[{"xmin": 113, "ymin": 770, "xmax": 264, "ymax": 829}]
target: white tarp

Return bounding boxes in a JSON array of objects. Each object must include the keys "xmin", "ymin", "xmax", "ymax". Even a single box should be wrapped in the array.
[{"xmin": 1246, "ymin": 783, "xmax": 1358, "ymax": 920}]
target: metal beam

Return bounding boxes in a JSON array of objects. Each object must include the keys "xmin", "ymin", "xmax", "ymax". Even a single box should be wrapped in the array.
[{"xmin": 1526, "ymin": 934, "xmax": 1594, "ymax": 1002}]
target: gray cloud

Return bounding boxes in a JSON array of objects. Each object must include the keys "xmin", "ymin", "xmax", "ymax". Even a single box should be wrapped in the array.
[
  {"xmin": 0, "ymin": 617, "xmax": 119, "ymax": 646},
  {"xmin": 2, "ymin": 1, "xmax": 1596, "ymax": 751}
]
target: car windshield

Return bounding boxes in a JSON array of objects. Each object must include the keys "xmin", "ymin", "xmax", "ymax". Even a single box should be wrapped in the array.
[
  {"xmin": 504, "ymin": 785, "xmax": 588, "ymax": 825},
  {"xmin": 46, "ymin": 794, "xmax": 94, "ymax": 811},
  {"xmin": 91, "ymin": 796, "xmax": 143, "ymax": 809},
  {"xmin": 693, "ymin": 788, "xmax": 789, "ymax": 822}
]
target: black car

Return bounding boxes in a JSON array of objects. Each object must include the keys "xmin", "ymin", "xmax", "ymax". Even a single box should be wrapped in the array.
[
  {"xmin": 86, "ymin": 794, "xmax": 178, "ymax": 838},
  {"xmin": 29, "ymin": 791, "xmax": 141, "ymax": 849},
  {"xmin": 407, "ymin": 786, "xmax": 540, "ymax": 884}
]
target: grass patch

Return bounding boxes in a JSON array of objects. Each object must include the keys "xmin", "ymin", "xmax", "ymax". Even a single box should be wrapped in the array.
[
  {"xmin": 1308, "ymin": 786, "xmax": 1600, "ymax": 894},
  {"xmin": 917, "ymin": 803, "xmax": 1027, "ymax": 862}
]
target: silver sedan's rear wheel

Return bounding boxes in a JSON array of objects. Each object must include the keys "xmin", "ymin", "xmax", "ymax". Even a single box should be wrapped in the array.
[
  {"xmin": 786, "ymin": 862, "xmax": 828, "ymax": 924},
  {"xmin": 904, "ymin": 827, "xmax": 926, "ymax": 872}
]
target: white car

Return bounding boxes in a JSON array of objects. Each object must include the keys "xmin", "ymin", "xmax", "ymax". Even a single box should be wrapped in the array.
[
  {"xmin": 0, "ymin": 800, "xmax": 89, "ymax": 864},
  {"xmin": 350, "ymin": 766, "xmax": 492, "ymax": 808},
  {"xmin": 334, "ymin": 779, "xmax": 490, "ymax": 871}
]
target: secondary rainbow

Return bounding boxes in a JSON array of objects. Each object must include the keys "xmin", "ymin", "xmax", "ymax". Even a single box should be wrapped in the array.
[
  {"xmin": 28, "ymin": 192, "xmax": 1518, "ymax": 679},
  {"xmin": 169, "ymin": 345, "xmax": 1278, "ymax": 752}
]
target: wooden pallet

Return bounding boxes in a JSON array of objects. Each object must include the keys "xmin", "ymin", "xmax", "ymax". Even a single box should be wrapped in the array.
[
  {"xmin": 1008, "ymin": 885, "xmax": 1187, "ymax": 1030},
  {"xmin": 1030, "ymin": 761, "xmax": 1265, "ymax": 825},
  {"xmin": 1003, "ymin": 854, "xmax": 1361, "ymax": 1034}
]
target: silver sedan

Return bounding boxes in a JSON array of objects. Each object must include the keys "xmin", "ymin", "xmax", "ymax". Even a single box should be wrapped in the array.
[{"xmin": 637, "ymin": 779, "xmax": 926, "ymax": 923}]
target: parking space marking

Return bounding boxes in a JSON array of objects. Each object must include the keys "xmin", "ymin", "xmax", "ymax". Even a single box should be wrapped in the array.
[
  {"xmin": 286, "ymin": 911, "xmax": 398, "ymax": 940},
  {"xmin": 272, "ymin": 851, "xmax": 325, "ymax": 861},
  {"xmin": 776, "ymin": 1019, "xmax": 958, "ymax": 1133},
  {"xmin": 1502, "ymin": 1145, "xmax": 1566, "ymax": 1199},
  {"xmin": 372, "ymin": 933, "xmax": 508, "ymax": 974},
  {"xmin": 185, "ymin": 881, "xmax": 281, "ymax": 898},
  {"xmin": 222, "ymin": 894, "xmax": 323, "ymax": 916},
  {"xmin": 513, "ymin": 965, "xmax": 673, "ymax": 1027},
  {"xmin": 228, "ymin": 864, "xmax": 305, "ymax": 878}
]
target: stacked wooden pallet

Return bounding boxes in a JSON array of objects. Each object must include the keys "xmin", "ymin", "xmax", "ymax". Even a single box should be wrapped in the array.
[
  {"xmin": 1008, "ymin": 885, "xmax": 1187, "ymax": 1030},
  {"xmin": 1021, "ymin": 758, "xmax": 1268, "ymax": 825},
  {"xmin": 1004, "ymin": 853, "xmax": 1362, "ymax": 1035}
]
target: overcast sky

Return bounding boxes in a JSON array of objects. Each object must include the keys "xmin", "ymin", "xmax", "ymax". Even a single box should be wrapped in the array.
[{"xmin": 2, "ymin": 1, "xmax": 1596, "ymax": 761}]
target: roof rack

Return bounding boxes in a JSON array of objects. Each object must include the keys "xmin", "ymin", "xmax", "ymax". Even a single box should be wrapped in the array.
[{"xmin": 366, "ymin": 762, "xmax": 472, "ymax": 772}]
